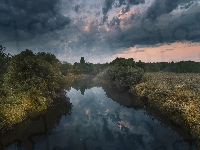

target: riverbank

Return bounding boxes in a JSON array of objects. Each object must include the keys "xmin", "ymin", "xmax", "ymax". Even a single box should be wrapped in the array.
[
  {"xmin": 1, "ymin": 51, "xmax": 200, "ymax": 148},
  {"xmin": 93, "ymin": 69, "xmax": 200, "ymax": 149},
  {"xmin": 135, "ymin": 72, "xmax": 200, "ymax": 148},
  {"xmin": 0, "ymin": 50, "xmax": 66, "ymax": 132}
]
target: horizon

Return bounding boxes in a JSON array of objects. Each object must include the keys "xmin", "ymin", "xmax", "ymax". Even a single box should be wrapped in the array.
[{"xmin": 1, "ymin": 0, "xmax": 200, "ymax": 63}]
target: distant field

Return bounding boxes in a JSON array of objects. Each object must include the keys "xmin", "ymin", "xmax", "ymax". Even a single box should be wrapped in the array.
[{"xmin": 135, "ymin": 72, "xmax": 200, "ymax": 147}]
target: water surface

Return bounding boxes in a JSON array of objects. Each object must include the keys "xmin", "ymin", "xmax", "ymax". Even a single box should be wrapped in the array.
[{"xmin": 1, "ymin": 86, "xmax": 196, "ymax": 150}]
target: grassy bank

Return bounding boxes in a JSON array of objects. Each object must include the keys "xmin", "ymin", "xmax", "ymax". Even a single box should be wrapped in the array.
[
  {"xmin": 0, "ymin": 49, "xmax": 66, "ymax": 131},
  {"xmin": 135, "ymin": 72, "xmax": 200, "ymax": 147},
  {"xmin": 93, "ymin": 58, "xmax": 200, "ymax": 148}
]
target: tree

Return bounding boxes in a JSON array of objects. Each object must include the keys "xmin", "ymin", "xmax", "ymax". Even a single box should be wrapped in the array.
[
  {"xmin": 4, "ymin": 50, "xmax": 64, "ymax": 100},
  {"xmin": 0, "ymin": 45, "xmax": 10, "ymax": 83},
  {"xmin": 60, "ymin": 61, "xmax": 71, "ymax": 75},
  {"xmin": 80, "ymin": 57, "xmax": 85, "ymax": 64},
  {"xmin": 110, "ymin": 57, "xmax": 135, "ymax": 67}
]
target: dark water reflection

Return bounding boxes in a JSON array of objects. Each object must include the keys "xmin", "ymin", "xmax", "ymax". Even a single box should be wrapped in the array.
[
  {"xmin": 0, "ymin": 96, "xmax": 72, "ymax": 150},
  {"xmin": 0, "ymin": 85, "xmax": 196, "ymax": 150}
]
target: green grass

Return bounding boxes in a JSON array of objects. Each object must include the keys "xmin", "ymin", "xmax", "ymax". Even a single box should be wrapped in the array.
[
  {"xmin": 0, "ymin": 50, "xmax": 65, "ymax": 131},
  {"xmin": 135, "ymin": 72, "xmax": 200, "ymax": 147}
]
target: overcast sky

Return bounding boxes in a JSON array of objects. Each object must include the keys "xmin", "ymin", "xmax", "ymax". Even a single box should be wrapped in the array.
[{"xmin": 0, "ymin": 0, "xmax": 200, "ymax": 63}]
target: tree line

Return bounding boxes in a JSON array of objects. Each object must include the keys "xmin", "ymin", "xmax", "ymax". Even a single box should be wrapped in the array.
[
  {"xmin": 61, "ymin": 57, "xmax": 200, "ymax": 75},
  {"xmin": 135, "ymin": 60, "xmax": 200, "ymax": 73},
  {"xmin": 0, "ymin": 45, "xmax": 199, "ymax": 129}
]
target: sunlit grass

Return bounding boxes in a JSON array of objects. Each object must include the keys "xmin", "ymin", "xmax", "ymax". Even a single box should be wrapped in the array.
[
  {"xmin": 0, "ymin": 91, "xmax": 52, "ymax": 129},
  {"xmin": 135, "ymin": 72, "xmax": 200, "ymax": 146},
  {"xmin": 0, "ymin": 50, "xmax": 65, "ymax": 131}
]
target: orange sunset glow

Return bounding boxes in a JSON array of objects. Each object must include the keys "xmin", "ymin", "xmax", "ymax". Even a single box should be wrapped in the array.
[{"xmin": 114, "ymin": 42, "xmax": 200, "ymax": 62}]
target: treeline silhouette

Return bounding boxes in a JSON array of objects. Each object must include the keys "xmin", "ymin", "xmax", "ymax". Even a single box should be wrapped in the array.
[
  {"xmin": 60, "ymin": 57, "xmax": 109, "ymax": 75},
  {"xmin": 62, "ymin": 57, "xmax": 200, "ymax": 74},
  {"xmin": 135, "ymin": 60, "xmax": 200, "ymax": 73}
]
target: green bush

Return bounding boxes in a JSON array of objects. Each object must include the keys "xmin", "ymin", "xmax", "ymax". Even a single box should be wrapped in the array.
[
  {"xmin": 0, "ymin": 49, "xmax": 65, "ymax": 128},
  {"xmin": 4, "ymin": 50, "xmax": 64, "ymax": 99},
  {"xmin": 94, "ymin": 65, "xmax": 144, "ymax": 91},
  {"xmin": 0, "ymin": 45, "xmax": 10, "ymax": 83}
]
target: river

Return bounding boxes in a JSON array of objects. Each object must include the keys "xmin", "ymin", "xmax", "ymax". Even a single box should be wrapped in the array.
[{"xmin": 0, "ymin": 84, "xmax": 196, "ymax": 150}]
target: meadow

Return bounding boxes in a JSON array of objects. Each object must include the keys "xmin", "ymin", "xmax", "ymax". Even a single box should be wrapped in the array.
[{"xmin": 135, "ymin": 73, "xmax": 200, "ymax": 147}]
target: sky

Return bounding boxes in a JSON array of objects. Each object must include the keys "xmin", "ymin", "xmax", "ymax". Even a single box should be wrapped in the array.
[{"xmin": 0, "ymin": 0, "xmax": 200, "ymax": 63}]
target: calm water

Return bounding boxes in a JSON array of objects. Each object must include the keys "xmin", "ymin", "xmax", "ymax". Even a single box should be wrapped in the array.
[{"xmin": 0, "ymin": 86, "xmax": 196, "ymax": 150}]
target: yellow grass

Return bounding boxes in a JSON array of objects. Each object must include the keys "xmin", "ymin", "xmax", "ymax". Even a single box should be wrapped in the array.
[
  {"xmin": 135, "ymin": 72, "xmax": 200, "ymax": 147},
  {"xmin": 0, "ymin": 92, "xmax": 51, "ymax": 129}
]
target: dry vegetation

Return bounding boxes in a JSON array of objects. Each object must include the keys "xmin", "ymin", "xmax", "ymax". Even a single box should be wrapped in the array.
[
  {"xmin": 0, "ymin": 50, "xmax": 65, "ymax": 131},
  {"xmin": 135, "ymin": 72, "xmax": 200, "ymax": 146},
  {"xmin": 0, "ymin": 90, "xmax": 52, "ymax": 130}
]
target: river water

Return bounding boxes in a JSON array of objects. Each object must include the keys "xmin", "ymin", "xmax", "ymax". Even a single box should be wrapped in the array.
[{"xmin": 0, "ymin": 86, "xmax": 196, "ymax": 150}]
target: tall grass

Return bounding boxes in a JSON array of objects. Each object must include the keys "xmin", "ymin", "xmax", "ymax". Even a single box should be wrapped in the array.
[{"xmin": 135, "ymin": 73, "xmax": 200, "ymax": 147}]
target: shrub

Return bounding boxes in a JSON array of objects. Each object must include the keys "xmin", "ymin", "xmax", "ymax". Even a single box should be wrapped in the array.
[
  {"xmin": 4, "ymin": 50, "xmax": 64, "ymax": 99},
  {"xmin": 135, "ymin": 72, "xmax": 200, "ymax": 146},
  {"xmin": 0, "ymin": 50, "xmax": 65, "ymax": 129},
  {"xmin": 0, "ymin": 45, "xmax": 10, "ymax": 83},
  {"xmin": 94, "ymin": 65, "xmax": 144, "ymax": 91}
]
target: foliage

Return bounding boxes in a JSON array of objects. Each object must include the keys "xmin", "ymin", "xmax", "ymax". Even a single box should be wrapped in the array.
[
  {"xmin": 4, "ymin": 50, "xmax": 63, "ymax": 98},
  {"xmin": 135, "ymin": 60, "xmax": 200, "ymax": 73},
  {"xmin": 91, "ymin": 63, "xmax": 109, "ymax": 75},
  {"xmin": 60, "ymin": 61, "xmax": 72, "ymax": 76},
  {"xmin": 70, "ymin": 58, "xmax": 108, "ymax": 75},
  {"xmin": 135, "ymin": 73, "xmax": 200, "ymax": 145},
  {"xmin": 94, "ymin": 58, "xmax": 144, "ymax": 91},
  {"xmin": 0, "ymin": 45, "xmax": 10, "ymax": 83},
  {"xmin": 110, "ymin": 57, "xmax": 135, "ymax": 67},
  {"xmin": 0, "ymin": 49, "xmax": 65, "ymax": 129}
]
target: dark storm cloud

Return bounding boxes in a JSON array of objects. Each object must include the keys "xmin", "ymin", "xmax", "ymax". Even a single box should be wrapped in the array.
[
  {"xmin": 102, "ymin": 0, "xmax": 115, "ymax": 23},
  {"xmin": 128, "ymin": 0, "xmax": 145, "ymax": 5},
  {"xmin": 145, "ymin": 0, "xmax": 180, "ymax": 21},
  {"xmin": 140, "ymin": 0, "xmax": 199, "ymax": 38},
  {"xmin": 117, "ymin": 0, "xmax": 145, "ymax": 7},
  {"xmin": 0, "ymin": 0, "xmax": 71, "ymax": 48},
  {"xmin": 1, "ymin": 0, "xmax": 200, "ymax": 63},
  {"xmin": 108, "ymin": 17, "xmax": 121, "ymax": 26},
  {"xmin": 107, "ymin": 0, "xmax": 200, "ymax": 50},
  {"xmin": 144, "ymin": 0, "xmax": 198, "ymax": 22},
  {"xmin": 118, "ymin": 0, "xmax": 126, "ymax": 6},
  {"xmin": 102, "ymin": 0, "xmax": 114, "ymax": 15},
  {"xmin": 118, "ymin": 5, "xmax": 130, "ymax": 16},
  {"xmin": 102, "ymin": 0, "xmax": 145, "ymax": 23},
  {"xmin": 74, "ymin": 5, "xmax": 80, "ymax": 13}
]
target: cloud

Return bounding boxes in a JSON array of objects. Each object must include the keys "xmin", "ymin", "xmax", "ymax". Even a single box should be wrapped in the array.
[
  {"xmin": 102, "ymin": 0, "xmax": 114, "ymax": 23},
  {"xmin": 118, "ymin": 5, "xmax": 130, "ymax": 16},
  {"xmin": 102, "ymin": 0, "xmax": 145, "ymax": 23},
  {"xmin": 0, "ymin": 0, "xmax": 71, "ymax": 51},
  {"xmin": 0, "ymin": 0, "xmax": 200, "ymax": 63},
  {"xmin": 135, "ymin": 49, "xmax": 145, "ymax": 53},
  {"xmin": 0, "ymin": 0, "xmax": 71, "ymax": 33},
  {"xmin": 161, "ymin": 50, "xmax": 166, "ymax": 53},
  {"xmin": 74, "ymin": 5, "xmax": 80, "ymax": 13},
  {"xmin": 108, "ymin": 16, "xmax": 121, "ymax": 26}
]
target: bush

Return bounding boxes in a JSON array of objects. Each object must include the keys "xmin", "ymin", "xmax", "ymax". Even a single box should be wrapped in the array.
[
  {"xmin": 4, "ymin": 50, "xmax": 63, "ymax": 97},
  {"xmin": 0, "ymin": 45, "xmax": 10, "ymax": 83},
  {"xmin": 0, "ymin": 50, "xmax": 65, "ymax": 128},
  {"xmin": 94, "ymin": 65, "xmax": 144, "ymax": 91}
]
